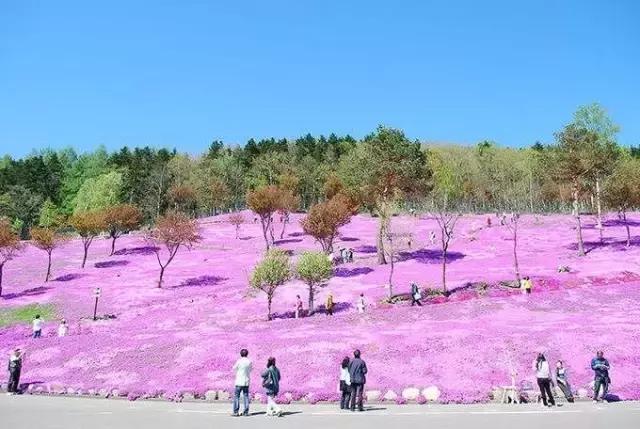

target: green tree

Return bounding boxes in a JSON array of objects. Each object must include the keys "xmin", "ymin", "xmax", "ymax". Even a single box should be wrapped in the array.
[
  {"xmin": 572, "ymin": 103, "xmax": 620, "ymax": 242},
  {"xmin": 250, "ymin": 248, "xmax": 291, "ymax": 320},
  {"xmin": 553, "ymin": 125, "xmax": 600, "ymax": 256},
  {"xmin": 297, "ymin": 251, "xmax": 333, "ymax": 314},
  {"xmin": 38, "ymin": 199, "xmax": 65, "ymax": 228},
  {"xmin": 339, "ymin": 126, "xmax": 429, "ymax": 264},
  {"xmin": 73, "ymin": 171, "xmax": 123, "ymax": 214},
  {"xmin": 603, "ymin": 158, "xmax": 640, "ymax": 247}
]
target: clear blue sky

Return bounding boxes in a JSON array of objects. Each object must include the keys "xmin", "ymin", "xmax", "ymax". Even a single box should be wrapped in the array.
[{"xmin": 1, "ymin": 1, "xmax": 638, "ymax": 158}]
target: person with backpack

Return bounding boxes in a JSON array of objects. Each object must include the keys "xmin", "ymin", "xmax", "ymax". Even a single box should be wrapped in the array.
[
  {"xmin": 7, "ymin": 348, "xmax": 24, "ymax": 395},
  {"xmin": 339, "ymin": 356, "xmax": 351, "ymax": 410},
  {"xmin": 348, "ymin": 349, "xmax": 368, "ymax": 412},
  {"xmin": 410, "ymin": 282, "xmax": 422, "ymax": 306},
  {"xmin": 261, "ymin": 357, "xmax": 282, "ymax": 417},
  {"xmin": 591, "ymin": 351, "xmax": 611, "ymax": 402},
  {"xmin": 533, "ymin": 353, "xmax": 555, "ymax": 407},
  {"xmin": 231, "ymin": 349, "xmax": 252, "ymax": 416}
]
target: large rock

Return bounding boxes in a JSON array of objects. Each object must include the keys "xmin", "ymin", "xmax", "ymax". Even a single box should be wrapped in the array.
[
  {"xmin": 205, "ymin": 390, "xmax": 217, "ymax": 401},
  {"xmin": 422, "ymin": 386, "xmax": 441, "ymax": 402},
  {"xmin": 402, "ymin": 388, "xmax": 420, "ymax": 401},
  {"xmin": 383, "ymin": 390, "xmax": 398, "ymax": 401},
  {"xmin": 365, "ymin": 390, "xmax": 381, "ymax": 402}
]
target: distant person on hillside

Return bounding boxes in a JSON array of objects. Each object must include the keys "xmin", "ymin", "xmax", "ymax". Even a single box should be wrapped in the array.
[
  {"xmin": 533, "ymin": 353, "xmax": 556, "ymax": 407},
  {"xmin": 347, "ymin": 248, "xmax": 354, "ymax": 262},
  {"xmin": 429, "ymin": 231, "xmax": 437, "ymax": 245},
  {"xmin": 486, "ymin": 217, "xmax": 492, "ymax": 228},
  {"xmin": 326, "ymin": 292, "xmax": 334, "ymax": 316},
  {"xmin": 410, "ymin": 282, "xmax": 422, "ymax": 306},
  {"xmin": 232, "ymin": 349, "xmax": 252, "ymax": 416},
  {"xmin": 521, "ymin": 276, "xmax": 532, "ymax": 294},
  {"xmin": 348, "ymin": 349, "xmax": 368, "ymax": 412},
  {"xmin": 261, "ymin": 357, "xmax": 282, "ymax": 417},
  {"xmin": 340, "ymin": 247, "xmax": 347, "ymax": 264},
  {"xmin": 339, "ymin": 356, "xmax": 351, "ymax": 410},
  {"xmin": 32, "ymin": 315, "xmax": 43, "ymax": 338},
  {"xmin": 295, "ymin": 295, "xmax": 303, "ymax": 319},
  {"xmin": 555, "ymin": 361, "xmax": 574, "ymax": 403},
  {"xmin": 356, "ymin": 294, "xmax": 366, "ymax": 314},
  {"xmin": 57, "ymin": 319, "xmax": 68, "ymax": 337},
  {"xmin": 7, "ymin": 348, "xmax": 24, "ymax": 395},
  {"xmin": 591, "ymin": 351, "xmax": 611, "ymax": 402}
]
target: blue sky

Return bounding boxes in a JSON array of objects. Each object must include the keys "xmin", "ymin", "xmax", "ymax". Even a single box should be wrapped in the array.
[{"xmin": 1, "ymin": 1, "xmax": 638, "ymax": 158}]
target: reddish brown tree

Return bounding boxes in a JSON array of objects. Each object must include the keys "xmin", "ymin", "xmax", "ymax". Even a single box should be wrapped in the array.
[
  {"xmin": 104, "ymin": 204, "xmax": 143, "ymax": 255},
  {"xmin": 277, "ymin": 190, "xmax": 300, "ymax": 239},
  {"xmin": 168, "ymin": 184, "xmax": 197, "ymax": 213},
  {"xmin": 0, "ymin": 218, "xmax": 23, "ymax": 296},
  {"xmin": 147, "ymin": 211, "xmax": 201, "ymax": 288},
  {"xmin": 247, "ymin": 185, "xmax": 283, "ymax": 250},
  {"xmin": 30, "ymin": 227, "xmax": 68, "ymax": 282},
  {"xmin": 228, "ymin": 212, "xmax": 245, "ymax": 239},
  {"xmin": 70, "ymin": 210, "xmax": 107, "ymax": 268},
  {"xmin": 301, "ymin": 194, "xmax": 354, "ymax": 254}
]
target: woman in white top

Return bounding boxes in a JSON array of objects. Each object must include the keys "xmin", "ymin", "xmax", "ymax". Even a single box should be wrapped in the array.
[
  {"xmin": 339, "ymin": 356, "xmax": 351, "ymax": 409},
  {"xmin": 57, "ymin": 319, "xmax": 68, "ymax": 337},
  {"xmin": 356, "ymin": 294, "xmax": 365, "ymax": 314},
  {"xmin": 533, "ymin": 353, "xmax": 556, "ymax": 407}
]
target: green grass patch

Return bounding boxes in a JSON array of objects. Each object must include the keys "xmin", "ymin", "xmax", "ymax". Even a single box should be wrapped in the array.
[{"xmin": 0, "ymin": 303, "xmax": 57, "ymax": 328}]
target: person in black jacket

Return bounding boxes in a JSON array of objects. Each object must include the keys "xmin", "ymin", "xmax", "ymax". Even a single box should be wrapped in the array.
[
  {"xmin": 591, "ymin": 351, "xmax": 611, "ymax": 402},
  {"xmin": 410, "ymin": 282, "xmax": 422, "ymax": 306},
  {"xmin": 7, "ymin": 348, "xmax": 24, "ymax": 395},
  {"xmin": 348, "ymin": 349, "xmax": 367, "ymax": 412}
]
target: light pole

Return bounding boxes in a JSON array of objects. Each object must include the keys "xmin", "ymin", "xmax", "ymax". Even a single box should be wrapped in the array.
[{"xmin": 93, "ymin": 287, "xmax": 101, "ymax": 321}]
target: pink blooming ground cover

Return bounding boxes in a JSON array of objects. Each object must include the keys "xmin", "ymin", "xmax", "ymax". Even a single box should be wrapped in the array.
[{"xmin": 1, "ymin": 212, "xmax": 640, "ymax": 402}]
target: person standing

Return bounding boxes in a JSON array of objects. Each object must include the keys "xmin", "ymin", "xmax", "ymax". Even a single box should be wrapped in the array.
[
  {"xmin": 356, "ymin": 294, "xmax": 366, "ymax": 314},
  {"xmin": 326, "ymin": 292, "xmax": 334, "ymax": 316},
  {"xmin": 261, "ymin": 357, "xmax": 282, "ymax": 417},
  {"xmin": 591, "ymin": 351, "xmax": 611, "ymax": 402},
  {"xmin": 533, "ymin": 353, "xmax": 555, "ymax": 407},
  {"xmin": 7, "ymin": 348, "xmax": 24, "ymax": 395},
  {"xmin": 410, "ymin": 282, "xmax": 422, "ymax": 306},
  {"xmin": 339, "ymin": 356, "xmax": 351, "ymax": 410},
  {"xmin": 521, "ymin": 276, "xmax": 532, "ymax": 294},
  {"xmin": 295, "ymin": 295, "xmax": 303, "ymax": 319},
  {"xmin": 32, "ymin": 315, "xmax": 43, "ymax": 338},
  {"xmin": 57, "ymin": 319, "xmax": 68, "ymax": 337},
  {"xmin": 555, "ymin": 361, "xmax": 574, "ymax": 403},
  {"xmin": 232, "ymin": 349, "xmax": 252, "ymax": 416},
  {"xmin": 348, "ymin": 349, "xmax": 368, "ymax": 412}
]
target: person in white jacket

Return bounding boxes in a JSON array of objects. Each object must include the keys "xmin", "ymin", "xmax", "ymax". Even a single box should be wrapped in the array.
[
  {"xmin": 339, "ymin": 356, "xmax": 351, "ymax": 409},
  {"xmin": 232, "ymin": 349, "xmax": 252, "ymax": 416},
  {"xmin": 533, "ymin": 353, "xmax": 556, "ymax": 407}
]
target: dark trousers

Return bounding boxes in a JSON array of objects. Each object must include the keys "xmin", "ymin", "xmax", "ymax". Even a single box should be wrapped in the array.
[
  {"xmin": 537, "ymin": 378, "xmax": 555, "ymax": 406},
  {"xmin": 232, "ymin": 385, "xmax": 249, "ymax": 415},
  {"xmin": 557, "ymin": 381, "xmax": 574, "ymax": 402},
  {"xmin": 340, "ymin": 383, "xmax": 351, "ymax": 409},
  {"xmin": 327, "ymin": 307, "xmax": 333, "ymax": 316},
  {"xmin": 594, "ymin": 377, "xmax": 609, "ymax": 401},
  {"xmin": 33, "ymin": 330, "xmax": 41, "ymax": 338},
  {"xmin": 411, "ymin": 297, "xmax": 422, "ymax": 306},
  {"xmin": 350, "ymin": 383, "xmax": 364, "ymax": 411},
  {"xmin": 8, "ymin": 369, "xmax": 21, "ymax": 393}
]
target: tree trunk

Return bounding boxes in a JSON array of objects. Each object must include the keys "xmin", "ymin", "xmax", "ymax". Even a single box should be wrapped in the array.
[
  {"xmin": 573, "ymin": 180, "xmax": 585, "ymax": 256},
  {"xmin": 280, "ymin": 216, "xmax": 287, "ymax": 239},
  {"xmin": 0, "ymin": 263, "xmax": 4, "ymax": 297},
  {"xmin": 623, "ymin": 210, "xmax": 631, "ymax": 247},
  {"xmin": 235, "ymin": 225, "xmax": 240, "ymax": 239},
  {"xmin": 267, "ymin": 295, "xmax": 273, "ymax": 321},
  {"xmin": 81, "ymin": 242, "xmax": 89, "ymax": 268},
  {"xmin": 388, "ymin": 256, "xmax": 395, "ymax": 298},
  {"xmin": 529, "ymin": 172, "xmax": 534, "ymax": 213},
  {"xmin": 260, "ymin": 217, "xmax": 271, "ymax": 250},
  {"xmin": 158, "ymin": 265, "xmax": 165, "ymax": 288},
  {"xmin": 512, "ymin": 217, "xmax": 521, "ymax": 284},
  {"xmin": 269, "ymin": 219, "xmax": 275, "ymax": 244},
  {"xmin": 442, "ymin": 244, "xmax": 448, "ymax": 294},
  {"xmin": 308, "ymin": 284, "xmax": 315, "ymax": 315},
  {"xmin": 110, "ymin": 236, "xmax": 117, "ymax": 256},
  {"xmin": 45, "ymin": 251, "xmax": 52, "ymax": 282},
  {"xmin": 595, "ymin": 178, "xmax": 604, "ymax": 243}
]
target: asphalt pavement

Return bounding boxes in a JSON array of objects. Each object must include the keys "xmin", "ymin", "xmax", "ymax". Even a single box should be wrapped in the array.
[{"xmin": 1, "ymin": 395, "xmax": 639, "ymax": 429}]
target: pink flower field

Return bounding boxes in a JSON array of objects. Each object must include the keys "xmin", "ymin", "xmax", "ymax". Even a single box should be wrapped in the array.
[{"xmin": 2, "ymin": 212, "xmax": 640, "ymax": 403}]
